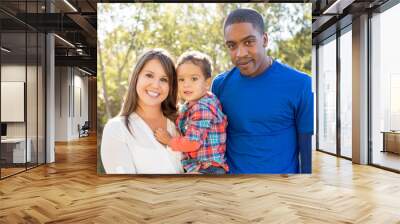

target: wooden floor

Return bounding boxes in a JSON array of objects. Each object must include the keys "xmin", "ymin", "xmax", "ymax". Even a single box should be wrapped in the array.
[
  {"xmin": 1, "ymin": 135, "xmax": 400, "ymax": 223},
  {"xmin": 1, "ymin": 163, "xmax": 45, "ymax": 178},
  {"xmin": 1, "ymin": 167, "xmax": 26, "ymax": 178},
  {"xmin": 372, "ymin": 151, "xmax": 400, "ymax": 171}
]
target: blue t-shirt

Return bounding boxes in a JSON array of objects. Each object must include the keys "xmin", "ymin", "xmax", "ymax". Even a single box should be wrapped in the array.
[{"xmin": 211, "ymin": 60, "xmax": 313, "ymax": 174}]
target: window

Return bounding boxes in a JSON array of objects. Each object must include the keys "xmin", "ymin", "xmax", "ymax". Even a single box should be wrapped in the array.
[
  {"xmin": 371, "ymin": 3, "xmax": 400, "ymax": 171},
  {"xmin": 0, "ymin": 1, "xmax": 47, "ymax": 179},
  {"xmin": 339, "ymin": 28, "xmax": 352, "ymax": 158},
  {"xmin": 318, "ymin": 36, "xmax": 337, "ymax": 154}
]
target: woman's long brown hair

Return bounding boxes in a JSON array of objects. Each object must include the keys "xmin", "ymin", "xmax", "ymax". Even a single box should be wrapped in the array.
[{"xmin": 119, "ymin": 49, "xmax": 178, "ymax": 134}]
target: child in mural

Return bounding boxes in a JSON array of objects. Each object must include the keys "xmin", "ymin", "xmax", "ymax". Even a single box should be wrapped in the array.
[{"xmin": 155, "ymin": 51, "xmax": 229, "ymax": 174}]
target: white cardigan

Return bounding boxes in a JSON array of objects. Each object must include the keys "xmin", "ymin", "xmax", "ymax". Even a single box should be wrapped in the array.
[{"xmin": 100, "ymin": 113, "xmax": 183, "ymax": 174}]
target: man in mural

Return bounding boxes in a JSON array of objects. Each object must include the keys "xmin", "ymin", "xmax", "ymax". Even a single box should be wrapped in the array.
[{"xmin": 212, "ymin": 8, "xmax": 314, "ymax": 174}]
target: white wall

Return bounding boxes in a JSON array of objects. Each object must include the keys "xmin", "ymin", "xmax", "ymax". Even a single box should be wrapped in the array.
[
  {"xmin": 1, "ymin": 65, "xmax": 31, "ymax": 138},
  {"xmin": 72, "ymin": 73, "xmax": 89, "ymax": 138},
  {"xmin": 54, "ymin": 67, "xmax": 89, "ymax": 141},
  {"xmin": 1, "ymin": 82, "xmax": 25, "ymax": 122},
  {"xmin": 55, "ymin": 67, "xmax": 69, "ymax": 141},
  {"xmin": 1, "ymin": 63, "xmax": 46, "ymax": 164}
]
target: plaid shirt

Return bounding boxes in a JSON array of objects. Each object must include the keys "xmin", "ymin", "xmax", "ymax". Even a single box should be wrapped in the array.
[{"xmin": 176, "ymin": 92, "xmax": 229, "ymax": 172}]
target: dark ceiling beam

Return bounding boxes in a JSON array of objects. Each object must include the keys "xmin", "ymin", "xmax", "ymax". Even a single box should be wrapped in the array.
[
  {"xmin": 10, "ymin": 13, "xmax": 82, "ymax": 32},
  {"xmin": 66, "ymin": 13, "xmax": 96, "ymax": 46},
  {"xmin": 86, "ymin": 0, "xmax": 97, "ymax": 12},
  {"xmin": 0, "ymin": 18, "xmax": 27, "ymax": 31},
  {"xmin": 312, "ymin": 0, "xmax": 390, "ymax": 43},
  {"xmin": 1, "ymin": 12, "xmax": 95, "ymax": 48},
  {"xmin": 312, "ymin": 15, "xmax": 336, "ymax": 33},
  {"xmin": 52, "ymin": 0, "xmax": 78, "ymax": 13},
  {"xmin": 312, "ymin": 14, "xmax": 352, "ymax": 44},
  {"xmin": 55, "ymin": 47, "xmax": 96, "ymax": 57},
  {"xmin": 55, "ymin": 55, "xmax": 96, "ymax": 71},
  {"xmin": 78, "ymin": 66, "xmax": 96, "ymax": 76},
  {"xmin": 0, "ymin": 8, "xmax": 37, "ymax": 31},
  {"xmin": 323, "ymin": 0, "xmax": 356, "ymax": 14}
]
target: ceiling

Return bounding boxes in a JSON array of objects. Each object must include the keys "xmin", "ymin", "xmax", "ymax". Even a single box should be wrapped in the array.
[
  {"xmin": 0, "ymin": 0, "xmax": 97, "ymax": 75},
  {"xmin": 312, "ymin": 0, "xmax": 390, "ymax": 44}
]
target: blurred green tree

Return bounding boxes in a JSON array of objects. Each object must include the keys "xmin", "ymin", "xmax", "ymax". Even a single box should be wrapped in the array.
[{"xmin": 97, "ymin": 3, "xmax": 311, "ymax": 131}]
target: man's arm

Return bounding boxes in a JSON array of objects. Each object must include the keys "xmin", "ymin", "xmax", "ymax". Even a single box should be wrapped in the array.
[
  {"xmin": 298, "ymin": 133, "xmax": 312, "ymax": 173},
  {"xmin": 295, "ymin": 75, "xmax": 314, "ymax": 174}
]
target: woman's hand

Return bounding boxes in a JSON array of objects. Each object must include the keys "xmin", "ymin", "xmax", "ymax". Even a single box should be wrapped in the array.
[{"xmin": 154, "ymin": 128, "xmax": 172, "ymax": 145}]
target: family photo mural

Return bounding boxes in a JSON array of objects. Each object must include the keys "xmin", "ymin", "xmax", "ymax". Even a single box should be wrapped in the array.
[{"xmin": 97, "ymin": 3, "xmax": 313, "ymax": 175}]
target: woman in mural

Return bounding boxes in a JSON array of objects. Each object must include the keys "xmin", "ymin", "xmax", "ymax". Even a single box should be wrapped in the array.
[{"xmin": 100, "ymin": 48, "xmax": 183, "ymax": 174}]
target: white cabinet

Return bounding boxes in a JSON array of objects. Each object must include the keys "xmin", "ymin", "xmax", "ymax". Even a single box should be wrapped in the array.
[{"xmin": 1, "ymin": 138, "xmax": 32, "ymax": 163}]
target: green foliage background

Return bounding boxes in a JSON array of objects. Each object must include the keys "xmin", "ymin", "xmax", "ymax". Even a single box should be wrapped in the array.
[{"xmin": 97, "ymin": 2, "xmax": 311, "ymax": 135}]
